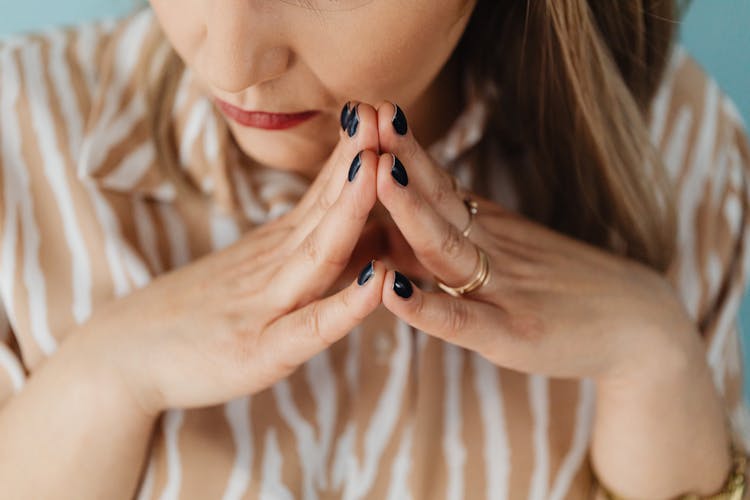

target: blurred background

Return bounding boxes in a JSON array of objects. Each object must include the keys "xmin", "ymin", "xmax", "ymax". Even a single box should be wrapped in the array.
[{"xmin": 1, "ymin": 1, "xmax": 749, "ymax": 398}]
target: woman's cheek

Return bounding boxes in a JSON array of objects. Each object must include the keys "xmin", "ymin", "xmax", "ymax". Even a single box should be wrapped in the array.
[
  {"xmin": 149, "ymin": 1, "xmax": 201, "ymax": 66},
  {"xmin": 316, "ymin": 37, "xmax": 435, "ymax": 107}
]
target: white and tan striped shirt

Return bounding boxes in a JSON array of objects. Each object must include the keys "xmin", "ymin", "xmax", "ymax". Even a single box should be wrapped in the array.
[{"xmin": 1, "ymin": 7, "xmax": 750, "ymax": 499}]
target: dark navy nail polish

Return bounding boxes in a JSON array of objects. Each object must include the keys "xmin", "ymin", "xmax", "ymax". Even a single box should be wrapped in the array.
[
  {"xmin": 347, "ymin": 104, "xmax": 360, "ymax": 137},
  {"xmin": 392, "ymin": 104, "xmax": 408, "ymax": 135},
  {"xmin": 357, "ymin": 260, "xmax": 375, "ymax": 286},
  {"xmin": 340, "ymin": 102, "xmax": 352, "ymax": 131},
  {"xmin": 348, "ymin": 151, "xmax": 363, "ymax": 182},
  {"xmin": 393, "ymin": 271, "xmax": 413, "ymax": 298},
  {"xmin": 390, "ymin": 155, "xmax": 408, "ymax": 187}
]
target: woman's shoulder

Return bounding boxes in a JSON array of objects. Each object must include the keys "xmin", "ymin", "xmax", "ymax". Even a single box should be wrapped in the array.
[
  {"xmin": 0, "ymin": 7, "xmax": 164, "ymax": 229},
  {"xmin": 649, "ymin": 43, "xmax": 749, "ymax": 179},
  {"xmin": 0, "ymin": 8, "xmax": 153, "ymax": 101},
  {"xmin": 653, "ymin": 44, "xmax": 750, "ymax": 336},
  {"xmin": 0, "ymin": 7, "xmax": 159, "ymax": 153}
]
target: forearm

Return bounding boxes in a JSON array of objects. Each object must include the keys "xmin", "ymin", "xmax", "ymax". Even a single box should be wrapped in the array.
[
  {"xmin": 0, "ymin": 326, "xmax": 158, "ymax": 500},
  {"xmin": 590, "ymin": 332, "xmax": 731, "ymax": 498}
]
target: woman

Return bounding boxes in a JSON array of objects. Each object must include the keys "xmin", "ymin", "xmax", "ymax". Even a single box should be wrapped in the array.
[{"xmin": 0, "ymin": 0, "xmax": 748, "ymax": 498}]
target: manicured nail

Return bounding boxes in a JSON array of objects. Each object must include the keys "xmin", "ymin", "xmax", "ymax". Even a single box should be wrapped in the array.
[
  {"xmin": 390, "ymin": 154, "xmax": 408, "ymax": 187},
  {"xmin": 392, "ymin": 104, "xmax": 408, "ymax": 135},
  {"xmin": 393, "ymin": 271, "xmax": 413, "ymax": 298},
  {"xmin": 340, "ymin": 102, "xmax": 353, "ymax": 131},
  {"xmin": 357, "ymin": 260, "xmax": 375, "ymax": 286},
  {"xmin": 347, "ymin": 103, "xmax": 360, "ymax": 137},
  {"xmin": 348, "ymin": 151, "xmax": 363, "ymax": 182}
]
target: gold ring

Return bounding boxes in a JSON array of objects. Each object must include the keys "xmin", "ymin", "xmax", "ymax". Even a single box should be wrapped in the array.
[
  {"xmin": 461, "ymin": 197, "xmax": 478, "ymax": 238},
  {"xmin": 435, "ymin": 245, "xmax": 491, "ymax": 297}
]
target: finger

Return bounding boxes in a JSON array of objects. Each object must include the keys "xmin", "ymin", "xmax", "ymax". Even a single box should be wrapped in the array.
[
  {"xmin": 376, "ymin": 152, "xmax": 495, "ymax": 292},
  {"xmin": 270, "ymin": 149, "xmax": 379, "ymax": 311},
  {"xmin": 381, "ymin": 269, "xmax": 504, "ymax": 355},
  {"xmin": 262, "ymin": 259, "xmax": 386, "ymax": 373},
  {"xmin": 290, "ymin": 101, "xmax": 380, "ymax": 240},
  {"xmin": 324, "ymin": 218, "xmax": 389, "ymax": 294},
  {"xmin": 375, "ymin": 100, "xmax": 475, "ymax": 229}
]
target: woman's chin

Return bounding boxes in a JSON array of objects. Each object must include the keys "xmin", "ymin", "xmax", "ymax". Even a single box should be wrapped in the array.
[{"xmin": 229, "ymin": 123, "xmax": 335, "ymax": 179}]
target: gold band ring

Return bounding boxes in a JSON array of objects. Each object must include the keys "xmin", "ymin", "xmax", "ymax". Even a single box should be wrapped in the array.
[
  {"xmin": 435, "ymin": 245, "xmax": 491, "ymax": 297},
  {"xmin": 461, "ymin": 198, "xmax": 479, "ymax": 238}
]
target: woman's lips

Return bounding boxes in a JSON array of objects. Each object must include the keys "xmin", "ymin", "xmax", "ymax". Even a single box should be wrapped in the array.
[{"xmin": 214, "ymin": 98, "xmax": 320, "ymax": 130}]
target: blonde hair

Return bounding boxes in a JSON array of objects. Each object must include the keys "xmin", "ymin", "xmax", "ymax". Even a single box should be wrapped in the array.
[{"xmin": 136, "ymin": 0, "xmax": 686, "ymax": 273}]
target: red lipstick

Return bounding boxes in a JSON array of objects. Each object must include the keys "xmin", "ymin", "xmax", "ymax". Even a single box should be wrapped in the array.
[{"xmin": 215, "ymin": 98, "xmax": 320, "ymax": 130}]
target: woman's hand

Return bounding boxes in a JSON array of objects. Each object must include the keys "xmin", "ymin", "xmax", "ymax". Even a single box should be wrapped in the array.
[
  {"xmin": 369, "ymin": 100, "xmax": 733, "ymax": 496},
  {"xmin": 76, "ymin": 103, "xmax": 388, "ymax": 418},
  {"xmin": 370, "ymin": 101, "xmax": 697, "ymax": 382}
]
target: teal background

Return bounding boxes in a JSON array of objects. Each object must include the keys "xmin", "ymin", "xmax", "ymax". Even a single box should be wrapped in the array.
[{"xmin": 1, "ymin": 1, "xmax": 750, "ymax": 398}]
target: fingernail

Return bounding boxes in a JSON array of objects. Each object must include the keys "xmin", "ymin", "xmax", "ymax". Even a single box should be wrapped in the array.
[
  {"xmin": 348, "ymin": 151, "xmax": 363, "ymax": 182},
  {"xmin": 347, "ymin": 103, "xmax": 360, "ymax": 137},
  {"xmin": 357, "ymin": 260, "xmax": 375, "ymax": 286},
  {"xmin": 340, "ymin": 101, "xmax": 353, "ymax": 131},
  {"xmin": 392, "ymin": 104, "xmax": 408, "ymax": 135},
  {"xmin": 393, "ymin": 271, "xmax": 413, "ymax": 298},
  {"xmin": 390, "ymin": 154, "xmax": 408, "ymax": 187}
]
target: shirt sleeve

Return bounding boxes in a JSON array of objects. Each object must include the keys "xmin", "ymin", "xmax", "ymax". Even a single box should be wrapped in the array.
[
  {"xmin": 701, "ymin": 106, "xmax": 750, "ymax": 459},
  {"xmin": 685, "ymin": 83, "xmax": 750, "ymax": 499},
  {"xmin": 0, "ymin": 40, "xmax": 28, "ymax": 410},
  {"xmin": 656, "ymin": 48, "xmax": 750, "ymax": 460},
  {"xmin": 591, "ymin": 63, "xmax": 750, "ymax": 497}
]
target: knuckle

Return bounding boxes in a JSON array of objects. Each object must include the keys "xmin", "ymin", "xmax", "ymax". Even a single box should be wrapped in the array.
[
  {"xmin": 445, "ymin": 299, "xmax": 470, "ymax": 339},
  {"xmin": 298, "ymin": 229, "xmax": 350, "ymax": 271},
  {"xmin": 431, "ymin": 173, "xmax": 454, "ymax": 206},
  {"xmin": 314, "ymin": 190, "xmax": 334, "ymax": 215},
  {"xmin": 304, "ymin": 301, "xmax": 330, "ymax": 347},
  {"xmin": 299, "ymin": 233, "xmax": 347, "ymax": 269},
  {"xmin": 507, "ymin": 310, "xmax": 545, "ymax": 343},
  {"xmin": 403, "ymin": 189, "xmax": 422, "ymax": 215},
  {"xmin": 300, "ymin": 233, "xmax": 321, "ymax": 265},
  {"xmin": 230, "ymin": 326, "xmax": 258, "ymax": 367},
  {"xmin": 340, "ymin": 286, "xmax": 368, "ymax": 324},
  {"xmin": 405, "ymin": 287, "xmax": 425, "ymax": 317},
  {"xmin": 321, "ymin": 247, "xmax": 351, "ymax": 270},
  {"xmin": 339, "ymin": 287, "xmax": 352, "ymax": 312},
  {"xmin": 347, "ymin": 187, "xmax": 372, "ymax": 221},
  {"xmin": 439, "ymin": 224, "xmax": 464, "ymax": 260},
  {"xmin": 401, "ymin": 134, "xmax": 419, "ymax": 162}
]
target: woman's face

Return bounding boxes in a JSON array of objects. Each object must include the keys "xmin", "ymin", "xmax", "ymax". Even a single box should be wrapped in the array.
[{"xmin": 149, "ymin": 0, "xmax": 476, "ymax": 178}]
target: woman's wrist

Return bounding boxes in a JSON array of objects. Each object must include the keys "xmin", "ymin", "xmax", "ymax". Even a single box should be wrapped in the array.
[
  {"xmin": 63, "ymin": 316, "xmax": 164, "ymax": 422},
  {"xmin": 0, "ymin": 322, "xmax": 158, "ymax": 499},
  {"xmin": 591, "ymin": 323, "xmax": 732, "ymax": 498}
]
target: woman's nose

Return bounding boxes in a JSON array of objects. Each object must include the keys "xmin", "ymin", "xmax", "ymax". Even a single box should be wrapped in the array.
[{"xmin": 201, "ymin": 0, "xmax": 292, "ymax": 93}]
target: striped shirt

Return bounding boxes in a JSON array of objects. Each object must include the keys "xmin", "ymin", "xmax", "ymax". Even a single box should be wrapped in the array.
[{"xmin": 1, "ymin": 7, "xmax": 750, "ymax": 499}]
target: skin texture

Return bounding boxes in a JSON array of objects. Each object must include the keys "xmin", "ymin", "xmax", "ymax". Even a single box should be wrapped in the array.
[{"xmin": 0, "ymin": 2, "xmax": 733, "ymax": 499}]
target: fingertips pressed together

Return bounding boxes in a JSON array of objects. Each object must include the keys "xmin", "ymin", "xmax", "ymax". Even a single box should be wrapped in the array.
[
  {"xmin": 375, "ymin": 100, "xmax": 468, "ymax": 230},
  {"xmin": 291, "ymin": 101, "xmax": 380, "ymax": 239},
  {"xmin": 285, "ymin": 101, "xmax": 379, "ymax": 246},
  {"xmin": 323, "ymin": 101, "xmax": 380, "ymax": 203}
]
